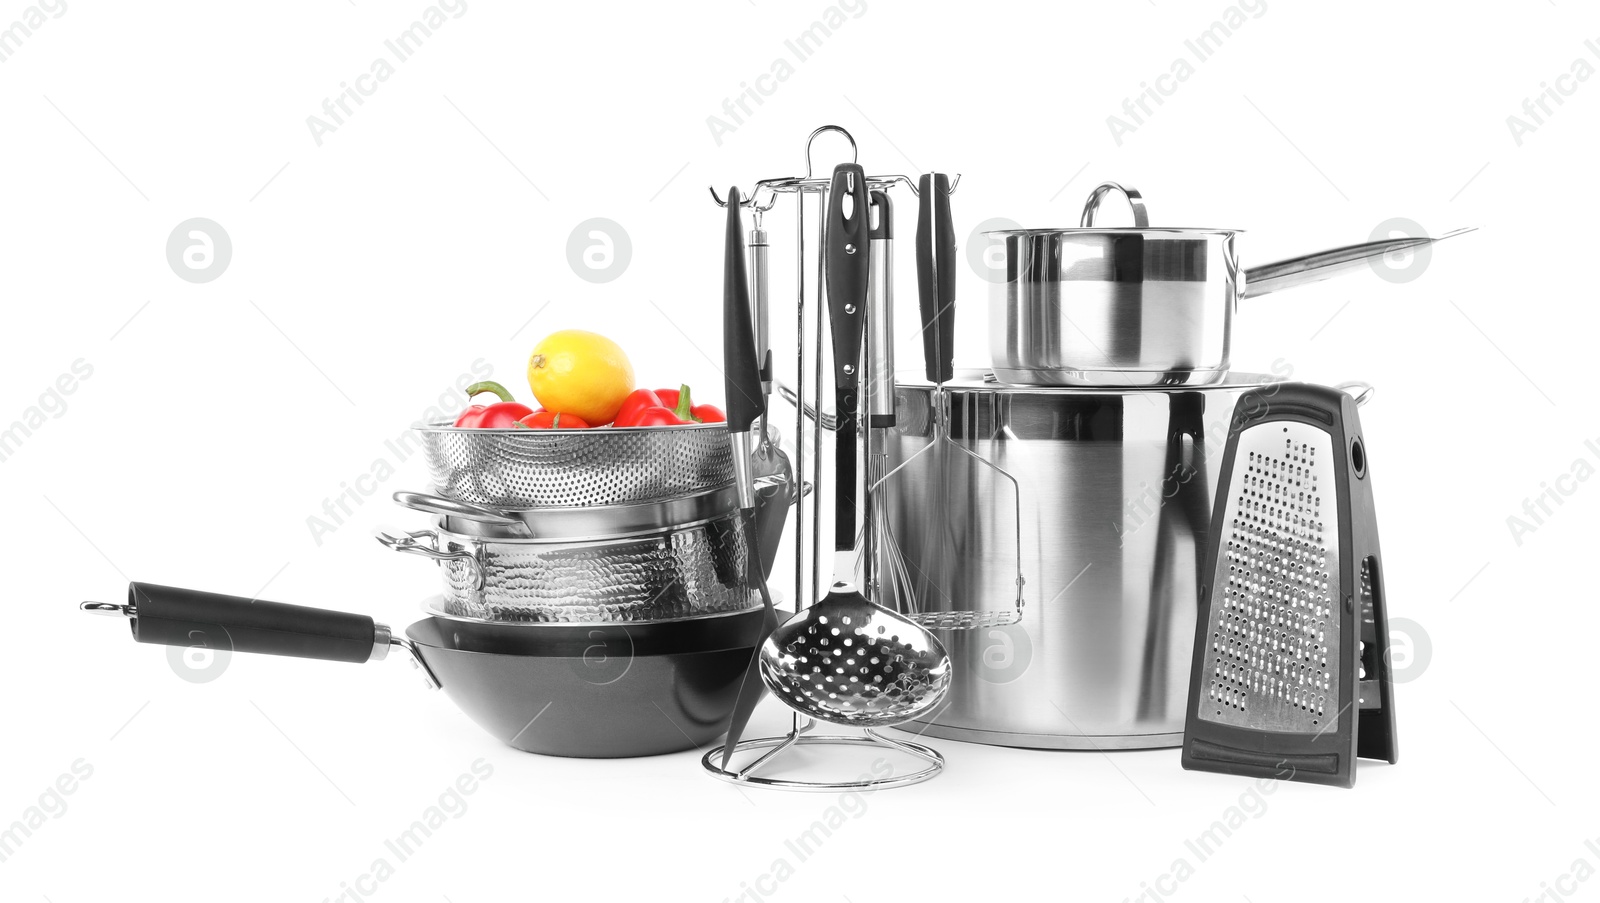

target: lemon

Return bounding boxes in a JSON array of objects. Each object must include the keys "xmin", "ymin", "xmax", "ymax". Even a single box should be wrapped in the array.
[{"xmin": 527, "ymin": 330, "xmax": 635, "ymax": 425}]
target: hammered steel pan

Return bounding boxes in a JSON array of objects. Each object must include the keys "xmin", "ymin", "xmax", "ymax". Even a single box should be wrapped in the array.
[
  {"xmin": 377, "ymin": 514, "xmax": 756, "ymax": 624},
  {"xmin": 986, "ymin": 182, "xmax": 1469, "ymax": 387},
  {"xmin": 82, "ymin": 584, "xmax": 767, "ymax": 757},
  {"xmin": 882, "ymin": 370, "xmax": 1278, "ymax": 749},
  {"xmin": 417, "ymin": 421, "xmax": 735, "ymax": 508}
]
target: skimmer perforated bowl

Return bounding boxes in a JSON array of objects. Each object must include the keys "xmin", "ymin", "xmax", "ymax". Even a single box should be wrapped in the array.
[
  {"xmin": 759, "ymin": 602, "xmax": 952, "ymax": 727},
  {"xmin": 418, "ymin": 422, "xmax": 735, "ymax": 509}
]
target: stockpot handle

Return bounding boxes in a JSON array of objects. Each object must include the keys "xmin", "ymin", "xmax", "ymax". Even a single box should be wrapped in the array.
[
  {"xmin": 374, "ymin": 528, "xmax": 487, "ymax": 591},
  {"xmin": 1080, "ymin": 182, "xmax": 1150, "ymax": 229},
  {"xmin": 80, "ymin": 583, "xmax": 392, "ymax": 664}
]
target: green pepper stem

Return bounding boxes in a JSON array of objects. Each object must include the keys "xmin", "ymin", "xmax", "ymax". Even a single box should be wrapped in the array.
[
  {"xmin": 673, "ymin": 383, "xmax": 698, "ymax": 422},
  {"xmin": 465, "ymin": 380, "xmax": 516, "ymax": 404}
]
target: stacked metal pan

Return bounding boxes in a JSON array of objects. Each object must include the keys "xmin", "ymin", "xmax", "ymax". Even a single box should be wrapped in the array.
[{"xmin": 381, "ymin": 421, "xmax": 759, "ymax": 624}]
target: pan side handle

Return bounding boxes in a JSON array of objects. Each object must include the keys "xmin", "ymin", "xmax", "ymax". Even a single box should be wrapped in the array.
[{"xmin": 84, "ymin": 583, "xmax": 388, "ymax": 665}]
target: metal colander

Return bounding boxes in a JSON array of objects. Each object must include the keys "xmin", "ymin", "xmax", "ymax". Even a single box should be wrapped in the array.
[{"xmin": 418, "ymin": 422, "xmax": 736, "ymax": 508}]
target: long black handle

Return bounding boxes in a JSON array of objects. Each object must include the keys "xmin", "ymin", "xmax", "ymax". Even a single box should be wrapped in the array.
[
  {"xmin": 123, "ymin": 583, "xmax": 380, "ymax": 664},
  {"xmin": 723, "ymin": 188, "xmax": 763, "ymax": 435},
  {"xmin": 826, "ymin": 164, "xmax": 869, "ymax": 552},
  {"xmin": 718, "ymin": 512, "xmax": 782, "ymax": 769},
  {"xmin": 826, "ymin": 164, "xmax": 870, "ymax": 396},
  {"xmin": 916, "ymin": 173, "xmax": 956, "ymax": 384},
  {"xmin": 718, "ymin": 191, "xmax": 781, "ymax": 768}
]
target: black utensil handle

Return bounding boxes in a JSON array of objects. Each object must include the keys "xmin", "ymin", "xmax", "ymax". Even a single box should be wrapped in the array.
[
  {"xmin": 718, "ymin": 511, "xmax": 783, "ymax": 769},
  {"xmin": 723, "ymin": 187, "xmax": 763, "ymax": 434},
  {"xmin": 826, "ymin": 164, "xmax": 869, "ymax": 394},
  {"xmin": 127, "ymin": 582, "xmax": 380, "ymax": 664},
  {"xmin": 916, "ymin": 173, "xmax": 956, "ymax": 384}
]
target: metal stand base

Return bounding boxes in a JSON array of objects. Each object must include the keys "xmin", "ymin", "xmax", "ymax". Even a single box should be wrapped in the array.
[{"xmin": 702, "ymin": 722, "xmax": 944, "ymax": 791}]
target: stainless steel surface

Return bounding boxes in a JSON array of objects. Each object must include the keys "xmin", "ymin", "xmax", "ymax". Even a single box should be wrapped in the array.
[
  {"xmin": 377, "ymin": 518, "xmax": 757, "ymax": 624},
  {"xmin": 1198, "ymin": 420, "xmax": 1340, "ymax": 733},
  {"xmin": 707, "ymin": 124, "xmax": 961, "ymax": 212},
  {"xmin": 865, "ymin": 201, "xmax": 895, "ymax": 422},
  {"xmin": 1242, "ymin": 228, "xmax": 1475, "ymax": 297},
  {"xmin": 863, "ymin": 192, "xmax": 893, "ymax": 598},
  {"xmin": 775, "ymin": 381, "xmax": 838, "ymax": 430},
  {"xmin": 703, "ymin": 727, "xmax": 944, "ymax": 792},
  {"xmin": 888, "ymin": 371, "xmax": 1276, "ymax": 748},
  {"xmin": 375, "ymin": 528, "xmax": 486, "ymax": 589},
  {"xmin": 703, "ymin": 125, "xmax": 959, "ymax": 791},
  {"xmin": 417, "ymin": 421, "xmax": 735, "ymax": 509},
  {"xmin": 987, "ymin": 221, "xmax": 1239, "ymax": 386},
  {"xmin": 369, "ymin": 622, "xmax": 393, "ymax": 661},
  {"xmin": 987, "ymin": 183, "xmax": 1467, "ymax": 386},
  {"xmin": 759, "ymin": 594, "xmax": 952, "ymax": 727},
  {"xmin": 1079, "ymin": 181, "xmax": 1149, "ymax": 228},
  {"xmin": 81, "ymin": 601, "xmax": 135, "ymax": 617},
  {"xmin": 751, "ymin": 221, "xmax": 771, "ymax": 396},
  {"xmin": 394, "ymin": 487, "xmax": 740, "ymax": 542}
]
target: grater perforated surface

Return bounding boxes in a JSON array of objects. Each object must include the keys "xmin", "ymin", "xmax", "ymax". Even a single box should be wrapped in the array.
[{"xmin": 1199, "ymin": 422, "xmax": 1342, "ymax": 734}]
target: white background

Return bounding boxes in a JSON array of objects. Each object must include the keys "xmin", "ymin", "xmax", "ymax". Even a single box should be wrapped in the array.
[{"xmin": 2, "ymin": 1, "xmax": 1595, "ymax": 900}]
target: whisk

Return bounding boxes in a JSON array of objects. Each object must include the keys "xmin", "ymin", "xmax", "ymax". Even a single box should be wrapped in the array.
[{"xmin": 865, "ymin": 173, "xmax": 1025, "ymax": 630}]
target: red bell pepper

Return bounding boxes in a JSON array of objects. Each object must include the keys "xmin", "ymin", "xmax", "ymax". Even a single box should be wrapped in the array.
[
  {"xmin": 628, "ymin": 407, "xmax": 688, "ymax": 427},
  {"xmin": 612, "ymin": 388, "xmax": 664, "ymax": 427},
  {"xmin": 453, "ymin": 381, "xmax": 534, "ymax": 428},
  {"xmin": 513, "ymin": 411, "xmax": 591, "ymax": 429},
  {"xmin": 691, "ymin": 403, "xmax": 725, "ymax": 423},
  {"xmin": 644, "ymin": 384, "xmax": 724, "ymax": 424},
  {"xmin": 616, "ymin": 383, "xmax": 695, "ymax": 427}
]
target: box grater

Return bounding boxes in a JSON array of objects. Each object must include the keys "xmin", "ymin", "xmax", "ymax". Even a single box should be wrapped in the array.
[{"xmin": 1182, "ymin": 382, "xmax": 1397, "ymax": 787}]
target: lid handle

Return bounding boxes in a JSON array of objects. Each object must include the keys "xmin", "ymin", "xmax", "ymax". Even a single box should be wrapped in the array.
[{"xmin": 1080, "ymin": 182, "xmax": 1150, "ymax": 228}]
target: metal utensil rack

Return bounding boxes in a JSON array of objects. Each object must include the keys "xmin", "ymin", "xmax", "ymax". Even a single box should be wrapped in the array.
[{"xmin": 700, "ymin": 125, "xmax": 956, "ymax": 790}]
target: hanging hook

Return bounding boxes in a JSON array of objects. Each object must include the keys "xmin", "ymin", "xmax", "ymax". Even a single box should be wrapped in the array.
[
  {"xmin": 708, "ymin": 183, "xmax": 782, "ymax": 211},
  {"xmin": 802, "ymin": 125, "xmax": 858, "ymax": 178}
]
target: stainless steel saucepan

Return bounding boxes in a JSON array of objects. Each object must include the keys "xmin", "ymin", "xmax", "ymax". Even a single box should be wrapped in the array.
[{"xmin": 987, "ymin": 182, "xmax": 1472, "ymax": 386}]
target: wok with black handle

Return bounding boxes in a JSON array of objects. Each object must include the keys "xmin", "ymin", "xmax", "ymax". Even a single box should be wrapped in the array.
[{"xmin": 82, "ymin": 582, "xmax": 766, "ymax": 758}]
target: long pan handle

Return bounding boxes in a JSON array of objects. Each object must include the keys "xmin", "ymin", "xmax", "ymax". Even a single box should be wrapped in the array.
[
  {"xmin": 916, "ymin": 173, "xmax": 956, "ymax": 384},
  {"xmin": 81, "ymin": 583, "xmax": 388, "ymax": 664},
  {"xmin": 1242, "ymin": 228, "xmax": 1474, "ymax": 298}
]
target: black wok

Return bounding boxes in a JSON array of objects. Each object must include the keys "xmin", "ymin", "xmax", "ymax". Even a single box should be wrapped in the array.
[{"xmin": 81, "ymin": 583, "xmax": 766, "ymax": 758}]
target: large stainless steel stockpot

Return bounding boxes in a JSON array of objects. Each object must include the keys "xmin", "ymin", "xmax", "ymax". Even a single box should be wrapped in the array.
[
  {"xmin": 880, "ymin": 370, "xmax": 1281, "ymax": 749},
  {"xmin": 987, "ymin": 182, "xmax": 1463, "ymax": 387}
]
